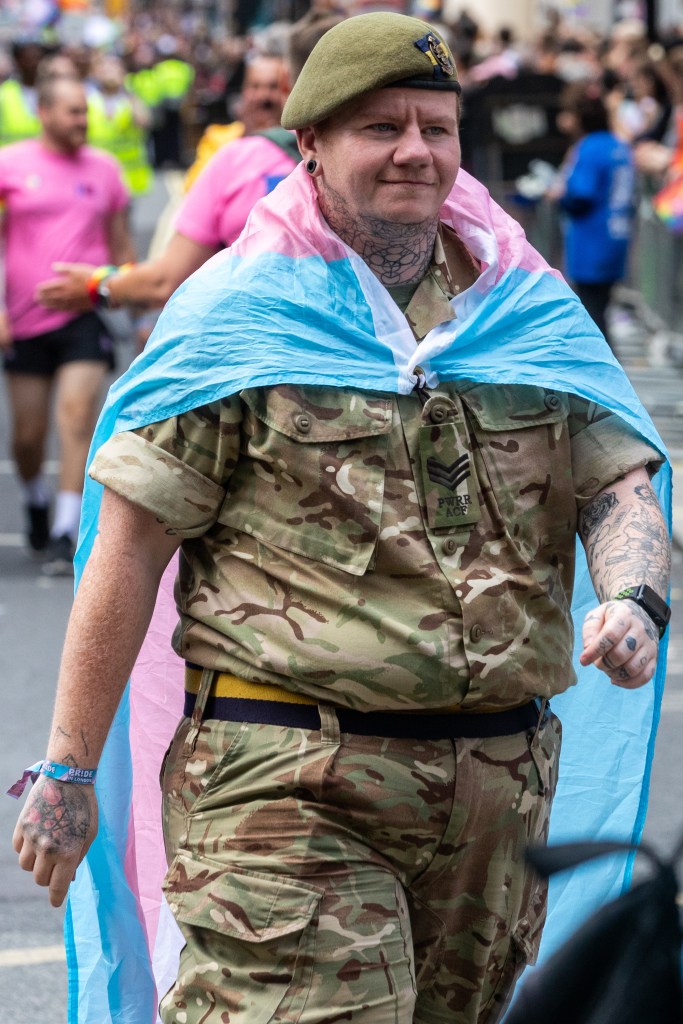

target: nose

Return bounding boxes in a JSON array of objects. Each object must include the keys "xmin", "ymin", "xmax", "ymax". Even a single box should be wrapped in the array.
[{"xmin": 392, "ymin": 124, "xmax": 432, "ymax": 166}]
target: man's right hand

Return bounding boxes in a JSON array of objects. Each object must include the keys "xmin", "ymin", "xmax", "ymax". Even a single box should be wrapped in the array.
[
  {"xmin": 35, "ymin": 263, "xmax": 96, "ymax": 312},
  {"xmin": 13, "ymin": 776, "xmax": 98, "ymax": 907}
]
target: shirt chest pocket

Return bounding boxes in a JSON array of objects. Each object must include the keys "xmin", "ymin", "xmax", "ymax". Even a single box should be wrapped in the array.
[
  {"xmin": 459, "ymin": 384, "xmax": 575, "ymax": 548},
  {"xmin": 216, "ymin": 386, "xmax": 393, "ymax": 576}
]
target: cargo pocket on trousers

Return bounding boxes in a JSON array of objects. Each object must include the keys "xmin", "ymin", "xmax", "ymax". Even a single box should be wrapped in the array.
[
  {"xmin": 479, "ymin": 714, "xmax": 562, "ymax": 1023},
  {"xmin": 508, "ymin": 710, "xmax": 562, "ymax": 972},
  {"xmin": 162, "ymin": 852, "xmax": 324, "ymax": 1024}
]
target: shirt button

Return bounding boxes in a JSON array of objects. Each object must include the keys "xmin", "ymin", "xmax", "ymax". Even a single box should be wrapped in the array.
[
  {"xmin": 294, "ymin": 412, "xmax": 312, "ymax": 434},
  {"xmin": 469, "ymin": 624, "xmax": 483, "ymax": 642},
  {"xmin": 544, "ymin": 393, "xmax": 561, "ymax": 411},
  {"xmin": 429, "ymin": 399, "xmax": 454, "ymax": 424},
  {"xmin": 443, "ymin": 538, "xmax": 457, "ymax": 555}
]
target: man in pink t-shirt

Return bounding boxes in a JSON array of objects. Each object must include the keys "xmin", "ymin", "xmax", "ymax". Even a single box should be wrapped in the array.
[
  {"xmin": 0, "ymin": 77, "xmax": 134, "ymax": 573},
  {"xmin": 33, "ymin": 11, "xmax": 344, "ymax": 318},
  {"xmin": 36, "ymin": 102, "xmax": 298, "ymax": 316},
  {"xmin": 174, "ymin": 131, "xmax": 298, "ymax": 251}
]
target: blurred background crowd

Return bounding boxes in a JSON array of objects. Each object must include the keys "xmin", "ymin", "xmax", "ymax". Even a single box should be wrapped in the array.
[
  {"xmin": 1, "ymin": 0, "xmax": 683, "ymax": 372},
  {"xmin": 3, "ymin": 0, "xmax": 683, "ymax": 571},
  {"xmin": 0, "ymin": 1, "xmax": 682, "ymax": 186}
]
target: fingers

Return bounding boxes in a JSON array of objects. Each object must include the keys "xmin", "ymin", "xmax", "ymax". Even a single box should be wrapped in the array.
[
  {"xmin": 21, "ymin": 853, "xmax": 77, "ymax": 907},
  {"xmin": 44, "ymin": 859, "xmax": 79, "ymax": 908},
  {"xmin": 579, "ymin": 604, "xmax": 611, "ymax": 665},
  {"xmin": 35, "ymin": 282, "xmax": 63, "ymax": 306},
  {"xmin": 13, "ymin": 778, "xmax": 97, "ymax": 906},
  {"xmin": 581, "ymin": 602, "xmax": 659, "ymax": 689},
  {"xmin": 14, "ymin": 825, "xmax": 79, "ymax": 906},
  {"xmin": 598, "ymin": 648, "xmax": 657, "ymax": 689}
]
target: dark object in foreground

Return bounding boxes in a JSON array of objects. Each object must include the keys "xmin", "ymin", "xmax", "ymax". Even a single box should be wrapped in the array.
[{"xmin": 505, "ymin": 838, "xmax": 683, "ymax": 1024}]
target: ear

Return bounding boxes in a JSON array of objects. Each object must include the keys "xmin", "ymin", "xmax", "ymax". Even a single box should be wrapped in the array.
[{"xmin": 296, "ymin": 125, "xmax": 320, "ymax": 167}]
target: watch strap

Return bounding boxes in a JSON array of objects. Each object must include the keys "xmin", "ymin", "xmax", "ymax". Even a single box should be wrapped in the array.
[{"xmin": 612, "ymin": 584, "xmax": 670, "ymax": 638}]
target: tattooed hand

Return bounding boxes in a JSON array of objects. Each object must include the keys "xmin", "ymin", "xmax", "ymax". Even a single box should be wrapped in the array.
[
  {"xmin": 579, "ymin": 600, "xmax": 659, "ymax": 689},
  {"xmin": 13, "ymin": 776, "xmax": 98, "ymax": 907}
]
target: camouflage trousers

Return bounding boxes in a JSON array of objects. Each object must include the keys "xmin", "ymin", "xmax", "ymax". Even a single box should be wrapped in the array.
[{"xmin": 159, "ymin": 702, "xmax": 561, "ymax": 1024}]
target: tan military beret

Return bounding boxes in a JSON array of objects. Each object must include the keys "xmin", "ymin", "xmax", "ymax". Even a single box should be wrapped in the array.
[{"xmin": 281, "ymin": 12, "xmax": 460, "ymax": 130}]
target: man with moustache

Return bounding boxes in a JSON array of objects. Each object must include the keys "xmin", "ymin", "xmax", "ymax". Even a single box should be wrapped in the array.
[{"xmin": 35, "ymin": 15, "xmax": 339, "ymax": 317}]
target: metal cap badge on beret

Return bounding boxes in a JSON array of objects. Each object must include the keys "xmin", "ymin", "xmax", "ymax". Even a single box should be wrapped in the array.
[{"xmin": 281, "ymin": 12, "xmax": 459, "ymax": 130}]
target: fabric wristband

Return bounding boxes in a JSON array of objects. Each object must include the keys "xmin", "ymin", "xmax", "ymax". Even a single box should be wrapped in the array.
[
  {"xmin": 6, "ymin": 759, "xmax": 97, "ymax": 799},
  {"xmin": 86, "ymin": 263, "xmax": 136, "ymax": 308},
  {"xmin": 86, "ymin": 264, "xmax": 117, "ymax": 306}
]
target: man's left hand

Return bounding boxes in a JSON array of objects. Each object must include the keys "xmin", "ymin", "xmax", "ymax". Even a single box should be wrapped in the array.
[{"xmin": 580, "ymin": 600, "xmax": 659, "ymax": 689}]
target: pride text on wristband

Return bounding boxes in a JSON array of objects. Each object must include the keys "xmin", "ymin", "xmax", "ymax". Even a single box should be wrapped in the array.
[{"xmin": 41, "ymin": 760, "xmax": 97, "ymax": 784}]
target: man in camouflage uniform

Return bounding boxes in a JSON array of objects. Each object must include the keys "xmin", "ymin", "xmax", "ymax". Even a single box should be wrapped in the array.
[{"xmin": 13, "ymin": 14, "xmax": 671, "ymax": 1024}]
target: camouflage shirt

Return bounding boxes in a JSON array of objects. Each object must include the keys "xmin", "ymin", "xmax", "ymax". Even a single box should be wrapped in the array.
[{"xmin": 90, "ymin": 227, "xmax": 661, "ymax": 711}]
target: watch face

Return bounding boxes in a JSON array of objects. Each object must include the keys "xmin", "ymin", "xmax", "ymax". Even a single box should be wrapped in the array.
[{"xmin": 639, "ymin": 585, "xmax": 670, "ymax": 622}]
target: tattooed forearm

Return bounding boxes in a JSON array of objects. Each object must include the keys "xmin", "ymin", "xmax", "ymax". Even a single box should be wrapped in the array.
[
  {"xmin": 49, "ymin": 739, "xmax": 88, "ymax": 767},
  {"xmin": 579, "ymin": 490, "xmax": 619, "ymax": 540},
  {"xmin": 634, "ymin": 483, "xmax": 660, "ymax": 509},
  {"xmin": 580, "ymin": 471, "xmax": 671, "ymax": 603},
  {"xmin": 48, "ymin": 725, "xmax": 91, "ymax": 763}
]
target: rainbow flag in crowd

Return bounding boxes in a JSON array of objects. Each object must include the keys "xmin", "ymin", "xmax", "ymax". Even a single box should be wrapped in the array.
[
  {"xmin": 653, "ymin": 176, "xmax": 683, "ymax": 233},
  {"xmin": 66, "ymin": 164, "xmax": 671, "ymax": 1022},
  {"xmin": 652, "ymin": 111, "xmax": 683, "ymax": 232}
]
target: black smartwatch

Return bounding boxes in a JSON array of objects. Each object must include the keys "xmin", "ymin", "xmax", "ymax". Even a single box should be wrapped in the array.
[{"xmin": 612, "ymin": 584, "xmax": 670, "ymax": 638}]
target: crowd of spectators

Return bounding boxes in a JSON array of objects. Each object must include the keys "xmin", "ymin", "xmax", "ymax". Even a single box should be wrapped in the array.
[
  {"xmin": 2, "ymin": 2, "xmax": 683, "ymax": 336},
  {"xmin": 2, "ymin": 4, "xmax": 682, "ymax": 183}
]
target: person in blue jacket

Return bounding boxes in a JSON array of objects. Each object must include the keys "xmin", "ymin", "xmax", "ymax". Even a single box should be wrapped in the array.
[{"xmin": 553, "ymin": 83, "xmax": 636, "ymax": 349}]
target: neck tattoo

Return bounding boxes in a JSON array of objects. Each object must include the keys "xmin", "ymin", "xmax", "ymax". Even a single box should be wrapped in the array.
[{"xmin": 318, "ymin": 184, "xmax": 438, "ymax": 288}]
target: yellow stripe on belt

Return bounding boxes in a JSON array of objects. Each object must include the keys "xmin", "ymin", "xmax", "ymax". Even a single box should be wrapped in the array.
[{"xmin": 184, "ymin": 668, "xmax": 319, "ymax": 705}]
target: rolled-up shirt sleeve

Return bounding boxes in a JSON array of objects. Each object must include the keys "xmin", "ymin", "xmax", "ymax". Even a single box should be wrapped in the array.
[
  {"xmin": 89, "ymin": 397, "xmax": 241, "ymax": 537},
  {"xmin": 569, "ymin": 400, "xmax": 664, "ymax": 509}
]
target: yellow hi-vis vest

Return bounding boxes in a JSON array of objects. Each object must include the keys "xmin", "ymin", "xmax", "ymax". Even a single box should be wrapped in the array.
[
  {"xmin": 0, "ymin": 80, "xmax": 40, "ymax": 147},
  {"xmin": 125, "ymin": 69, "xmax": 161, "ymax": 110},
  {"xmin": 87, "ymin": 90, "xmax": 153, "ymax": 197},
  {"xmin": 153, "ymin": 59, "xmax": 194, "ymax": 103}
]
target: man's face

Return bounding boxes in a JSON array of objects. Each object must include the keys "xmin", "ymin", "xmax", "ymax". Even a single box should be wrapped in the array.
[
  {"xmin": 239, "ymin": 58, "xmax": 288, "ymax": 130},
  {"xmin": 40, "ymin": 82, "xmax": 89, "ymax": 154},
  {"xmin": 92, "ymin": 55, "xmax": 124, "ymax": 91},
  {"xmin": 301, "ymin": 88, "xmax": 461, "ymax": 227}
]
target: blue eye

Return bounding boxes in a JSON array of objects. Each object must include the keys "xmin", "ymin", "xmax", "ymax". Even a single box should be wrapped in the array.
[{"xmin": 371, "ymin": 123, "xmax": 395, "ymax": 133}]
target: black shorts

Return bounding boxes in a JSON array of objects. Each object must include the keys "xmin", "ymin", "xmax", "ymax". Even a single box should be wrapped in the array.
[{"xmin": 2, "ymin": 313, "xmax": 114, "ymax": 376}]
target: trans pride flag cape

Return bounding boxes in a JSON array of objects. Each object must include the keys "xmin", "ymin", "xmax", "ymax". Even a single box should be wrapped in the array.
[{"xmin": 66, "ymin": 164, "xmax": 671, "ymax": 1023}]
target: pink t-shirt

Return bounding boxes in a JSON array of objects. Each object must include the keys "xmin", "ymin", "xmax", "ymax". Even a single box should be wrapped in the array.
[
  {"xmin": 175, "ymin": 134, "xmax": 297, "ymax": 249},
  {"xmin": 0, "ymin": 139, "xmax": 129, "ymax": 339}
]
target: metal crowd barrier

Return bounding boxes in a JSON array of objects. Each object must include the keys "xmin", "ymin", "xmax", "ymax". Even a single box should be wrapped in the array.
[
  {"xmin": 629, "ymin": 192, "xmax": 683, "ymax": 337},
  {"xmin": 481, "ymin": 180, "xmax": 683, "ymax": 343}
]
